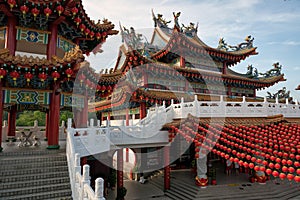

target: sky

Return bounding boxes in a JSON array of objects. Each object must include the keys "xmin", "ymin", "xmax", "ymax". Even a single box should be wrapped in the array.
[{"xmin": 82, "ymin": 0, "xmax": 300, "ymax": 100}]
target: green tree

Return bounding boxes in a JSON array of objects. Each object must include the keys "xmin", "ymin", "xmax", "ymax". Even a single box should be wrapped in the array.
[{"xmin": 16, "ymin": 111, "xmax": 46, "ymax": 126}]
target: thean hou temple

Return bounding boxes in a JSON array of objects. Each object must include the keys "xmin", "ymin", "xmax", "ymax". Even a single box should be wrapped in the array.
[{"xmin": 0, "ymin": 2, "xmax": 300, "ymax": 200}]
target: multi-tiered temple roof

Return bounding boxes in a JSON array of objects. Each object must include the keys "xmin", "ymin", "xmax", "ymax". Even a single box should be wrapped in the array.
[{"xmin": 90, "ymin": 11, "xmax": 285, "ymax": 113}]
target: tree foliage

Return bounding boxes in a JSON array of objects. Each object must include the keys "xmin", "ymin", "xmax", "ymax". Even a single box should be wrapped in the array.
[{"xmin": 16, "ymin": 110, "xmax": 73, "ymax": 126}]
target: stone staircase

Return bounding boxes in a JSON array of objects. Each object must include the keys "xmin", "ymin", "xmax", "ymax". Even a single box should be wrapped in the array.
[
  {"xmin": 0, "ymin": 149, "xmax": 72, "ymax": 200},
  {"xmin": 149, "ymin": 171, "xmax": 300, "ymax": 200}
]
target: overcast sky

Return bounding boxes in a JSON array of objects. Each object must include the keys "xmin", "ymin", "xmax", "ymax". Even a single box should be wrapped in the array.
[{"xmin": 82, "ymin": 0, "xmax": 300, "ymax": 100}]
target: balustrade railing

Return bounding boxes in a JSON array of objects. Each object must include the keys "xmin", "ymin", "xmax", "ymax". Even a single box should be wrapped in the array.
[
  {"xmin": 66, "ymin": 118, "xmax": 105, "ymax": 200},
  {"xmin": 1, "ymin": 120, "xmax": 66, "ymax": 144}
]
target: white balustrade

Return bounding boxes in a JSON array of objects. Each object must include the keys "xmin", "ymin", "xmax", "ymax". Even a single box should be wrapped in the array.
[
  {"xmin": 1, "ymin": 120, "xmax": 66, "ymax": 143},
  {"xmin": 66, "ymin": 118, "xmax": 106, "ymax": 200}
]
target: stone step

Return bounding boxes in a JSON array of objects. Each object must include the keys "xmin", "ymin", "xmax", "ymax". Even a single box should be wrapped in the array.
[
  {"xmin": 0, "ymin": 149, "xmax": 66, "ymax": 157},
  {"xmin": 0, "ymin": 171, "xmax": 69, "ymax": 183},
  {"xmin": 0, "ymin": 165, "xmax": 69, "ymax": 177},
  {"xmin": 0, "ymin": 155, "xmax": 66, "ymax": 165},
  {"xmin": 165, "ymin": 190, "xmax": 189, "ymax": 200},
  {"xmin": 0, "ymin": 183, "xmax": 71, "ymax": 198},
  {"xmin": 0, "ymin": 176, "xmax": 70, "ymax": 190},
  {"xmin": 5, "ymin": 189, "xmax": 72, "ymax": 200},
  {"xmin": 0, "ymin": 160, "xmax": 67, "ymax": 170}
]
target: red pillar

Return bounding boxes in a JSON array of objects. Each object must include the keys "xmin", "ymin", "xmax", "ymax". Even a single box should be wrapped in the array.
[
  {"xmin": 117, "ymin": 149, "xmax": 124, "ymax": 192},
  {"xmin": 80, "ymin": 90, "xmax": 88, "ymax": 127},
  {"xmin": 7, "ymin": 105, "xmax": 17, "ymax": 139},
  {"xmin": 180, "ymin": 56, "xmax": 185, "ymax": 68},
  {"xmin": 0, "ymin": 83, "xmax": 3, "ymax": 151},
  {"xmin": 47, "ymin": 83, "xmax": 60, "ymax": 149},
  {"xmin": 5, "ymin": 16, "xmax": 17, "ymax": 55},
  {"xmin": 45, "ymin": 110, "xmax": 50, "ymax": 140},
  {"xmin": 164, "ymin": 146, "xmax": 171, "ymax": 190},
  {"xmin": 140, "ymin": 102, "xmax": 146, "ymax": 119},
  {"xmin": 227, "ymin": 86, "xmax": 232, "ymax": 96},
  {"xmin": 222, "ymin": 61, "xmax": 227, "ymax": 74},
  {"xmin": 74, "ymin": 109, "xmax": 81, "ymax": 128},
  {"xmin": 47, "ymin": 24, "xmax": 57, "ymax": 59},
  {"xmin": 125, "ymin": 148, "xmax": 129, "ymax": 162},
  {"xmin": 125, "ymin": 109, "xmax": 129, "ymax": 126}
]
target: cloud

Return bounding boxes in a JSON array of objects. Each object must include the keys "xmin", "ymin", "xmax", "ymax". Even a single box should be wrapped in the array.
[{"xmin": 267, "ymin": 41, "xmax": 300, "ymax": 46}]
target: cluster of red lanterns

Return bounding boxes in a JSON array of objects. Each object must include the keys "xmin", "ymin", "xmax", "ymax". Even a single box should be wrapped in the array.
[{"xmin": 170, "ymin": 121, "xmax": 300, "ymax": 183}]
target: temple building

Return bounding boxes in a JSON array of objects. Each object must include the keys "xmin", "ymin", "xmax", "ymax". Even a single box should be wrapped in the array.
[
  {"xmin": 90, "ymin": 10, "xmax": 285, "ymax": 130},
  {"xmin": 86, "ymin": 11, "xmax": 297, "ymax": 190},
  {"xmin": 0, "ymin": 0, "xmax": 117, "ymax": 151}
]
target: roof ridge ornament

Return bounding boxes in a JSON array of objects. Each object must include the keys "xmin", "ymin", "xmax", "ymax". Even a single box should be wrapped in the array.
[
  {"xmin": 173, "ymin": 12, "xmax": 181, "ymax": 32},
  {"xmin": 259, "ymin": 62, "xmax": 282, "ymax": 78},
  {"xmin": 218, "ymin": 35, "xmax": 255, "ymax": 51}
]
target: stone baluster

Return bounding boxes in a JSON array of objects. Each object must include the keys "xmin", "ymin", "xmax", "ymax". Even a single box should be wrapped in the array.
[
  {"xmin": 94, "ymin": 178, "xmax": 105, "ymax": 200},
  {"xmin": 82, "ymin": 165, "xmax": 91, "ymax": 199}
]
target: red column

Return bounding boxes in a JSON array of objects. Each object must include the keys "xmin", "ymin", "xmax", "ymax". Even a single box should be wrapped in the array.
[
  {"xmin": 164, "ymin": 146, "xmax": 171, "ymax": 190},
  {"xmin": 140, "ymin": 102, "xmax": 146, "ymax": 119},
  {"xmin": 80, "ymin": 90, "xmax": 88, "ymax": 127},
  {"xmin": 5, "ymin": 16, "xmax": 17, "ymax": 55},
  {"xmin": 7, "ymin": 105, "xmax": 17, "ymax": 139},
  {"xmin": 180, "ymin": 56, "xmax": 185, "ymax": 68},
  {"xmin": 0, "ymin": 83, "xmax": 3, "ymax": 151},
  {"xmin": 74, "ymin": 109, "xmax": 81, "ymax": 128},
  {"xmin": 125, "ymin": 109, "xmax": 129, "ymax": 126},
  {"xmin": 117, "ymin": 148, "xmax": 124, "ymax": 193},
  {"xmin": 47, "ymin": 24, "xmax": 58, "ymax": 59},
  {"xmin": 47, "ymin": 83, "xmax": 60, "ymax": 149},
  {"xmin": 227, "ymin": 86, "xmax": 232, "ymax": 96},
  {"xmin": 253, "ymin": 89, "xmax": 256, "ymax": 97},
  {"xmin": 45, "ymin": 111, "xmax": 50, "ymax": 140},
  {"xmin": 125, "ymin": 148, "xmax": 129, "ymax": 162},
  {"xmin": 222, "ymin": 61, "xmax": 227, "ymax": 74}
]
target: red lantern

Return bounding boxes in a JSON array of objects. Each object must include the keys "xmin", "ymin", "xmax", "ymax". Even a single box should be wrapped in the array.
[
  {"xmin": 56, "ymin": 5, "xmax": 64, "ymax": 16},
  {"xmin": 288, "ymin": 167, "xmax": 295, "ymax": 173},
  {"xmin": 249, "ymin": 163, "xmax": 254, "ymax": 169},
  {"xmin": 297, "ymin": 168, "xmax": 300, "ymax": 175},
  {"xmin": 8, "ymin": 0, "xmax": 16, "ymax": 11},
  {"xmin": 31, "ymin": 8, "xmax": 40, "ymax": 20},
  {"xmin": 254, "ymin": 165, "xmax": 260, "ymax": 171},
  {"xmin": 274, "ymin": 163, "xmax": 281, "ymax": 170},
  {"xmin": 272, "ymin": 170, "xmax": 279, "ymax": 177},
  {"xmin": 74, "ymin": 17, "xmax": 81, "ymax": 27},
  {"xmin": 279, "ymin": 173, "xmax": 286, "ymax": 180},
  {"xmin": 10, "ymin": 71, "xmax": 19, "ymax": 85},
  {"xmin": 89, "ymin": 31, "xmax": 95, "ymax": 39},
  {"xmin": 78, "ymin": 73, "xmax": 86, "ymax": 86},
  {"xmin": 65, "ymin": 68, "xmax": 73, "ymax": 79},
  {"xmin": 96, "ymin": 32, "xmax": 101, "ymax": 40},
  {"xmin": 79, "ymin": 24, "xmax": 86, "ymax": 32},
  {"xmin": 24, "ymin": 72, "xmax": 33, "ymax": 83},
  {"xmin": 44, "ymin": 7, "xmax": 52, "ymax": 20},
  {"xmin": 294, "ymin": 176, "xmax": 300, "ymax": 183},
  {"xmin": 282, "ymin": 166, "xmax": 288, "ymax": 173},
  {"xmin": 51, "ymin": 71, "xmax": 60, "ymax": 81},
  {"xmin": 20, "ymin": 5, "xmax": 29, "ymax": 18},
  {"xmin": 71, "ymin": 7, "xmax": 78, "ymax": 16},
  {"xmin": 84, "ymin": 28, "xmax": 90, "ymax": 37},
  {"xmin": 287, "ymin": 174, "xmax": 294, "ymax": 181},
  {"xmin": 38, "ymin": 72, "xmax": 47, "ymax": 82},
  {"xmin": 0, "ymin": 68, "xmax": 7, "ymax": 80},
  {"xmin": 85, "ymin": 79, "xmax": 91, "ymax": 88},
  {"xmin": 265, "ymin": 169, "xmax": 272, "ymax": 175}
]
